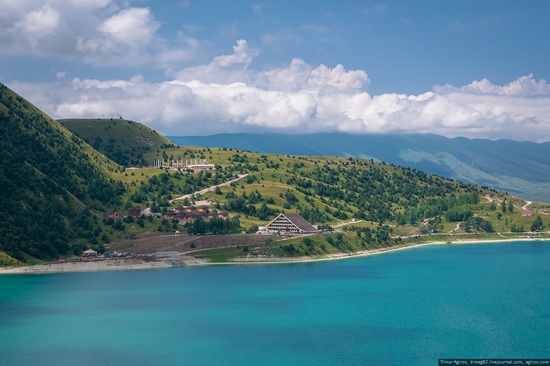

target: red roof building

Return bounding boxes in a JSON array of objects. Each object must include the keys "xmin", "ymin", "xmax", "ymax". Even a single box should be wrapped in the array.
[{"xmin": 265, "ymin": 213, "xmax": 319, "ymax": 234}]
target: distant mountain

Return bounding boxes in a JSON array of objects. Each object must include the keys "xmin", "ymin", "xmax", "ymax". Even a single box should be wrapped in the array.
[
  {"xmin": 0, "ymin": 84, "xmax": 124, "ymax": 261},
  {"xmin": 59, "ymin": 118, "xmax": 173, "ymax": 166},
  {"xmin": 168, "ymin": 133, "xmax": 550, "ymax": 202}
]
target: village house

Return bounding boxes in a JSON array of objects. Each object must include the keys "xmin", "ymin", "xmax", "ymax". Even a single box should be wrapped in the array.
[
  {"xmin": 163, "ymin": 212, "xmax": 175, "ymax": 220},
  {"xmin": 127, "ymin": 207, "xmax": 142, "ymax": 218},
  {"xmin": 197, "ymin": 205, "xmax": 209, "ymax": 213},
  {"xmin": 102, "ymin": 210, "xmax": 120, "ymax": 219},
  {"xmin": 162, "ymin": 205, "xmax": 229, "ymax": 224},
  {"xmin": 82, "ymin": 249, "xmax": 98, "ymax": 257}
]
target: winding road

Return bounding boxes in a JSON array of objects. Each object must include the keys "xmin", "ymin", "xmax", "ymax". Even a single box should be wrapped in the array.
[{"xmin": 168, "ymin": 174, "xmax": 249, "ymax": 204}]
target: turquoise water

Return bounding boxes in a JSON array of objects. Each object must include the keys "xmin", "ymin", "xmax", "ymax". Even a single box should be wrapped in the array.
[{"xmin": 0, "ymin": 242, "xmax": 549, "ymax": 366}]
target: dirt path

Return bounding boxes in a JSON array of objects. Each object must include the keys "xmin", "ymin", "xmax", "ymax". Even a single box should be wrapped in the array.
[
  {"xmin": 332, "ymin": 219, "xmax": 363, "ymax": 228},
  {"xmin": 483, "ymin": 194, "xmax": 530, "ymax": 212},
  {"xmin": 449, "ymin": 222, "xmax": 462, "ymax": 233},
  {"xmin": 169, "ymin": 174, "xmax": 249, "ymax": 203}
]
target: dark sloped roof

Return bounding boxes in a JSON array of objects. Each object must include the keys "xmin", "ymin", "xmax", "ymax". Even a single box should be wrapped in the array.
[{"xmin": 281, "ymin": 213, "xmax": 318, "ymax": 233}]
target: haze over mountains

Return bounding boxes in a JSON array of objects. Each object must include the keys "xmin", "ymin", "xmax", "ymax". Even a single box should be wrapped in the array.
[{"xmin": 169, "ymin": 133, "xmax": 550, "ymax": 203}]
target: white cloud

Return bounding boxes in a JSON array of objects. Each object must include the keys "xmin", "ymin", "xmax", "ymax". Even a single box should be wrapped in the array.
[
  {"xmin": 175, "ymin": 40, "xmax": 258, "ymax": 84},
  {"xmin": 76, "ymin": 7, "xmax": 162, "ymax": 66},
  {"xmin": 0, "ymin": 0, "xmax": 201, "ymax": 68},
  {"xmin": 11, "ymin": 3, "xmax": 60, "ymax": 40},
  {"xmin": 8, "ymin": 41, "xmax": 550, "ymax": 142},
  {"xmin": 78, "ymin": 8, "xmax": 159, "ymax": 53},
  {"xmin": 256, "ymin": 58, "xmax": 369, "ymax": 93},
  {"xmin": 435, "ymin": 74, "xmax": 550, "ymax": 96}
]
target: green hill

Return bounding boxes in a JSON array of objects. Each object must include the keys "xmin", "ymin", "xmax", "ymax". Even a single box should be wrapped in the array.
[
  {"xmin": 59, "ymin": 118, "xmax": 173, "ymax": 166},
  {"xmin": 168, "ymin": 133, "xmax": 550, "ymax": 202},
  {"xmin": 0, "ymin": 251, "xmax": 21, "ymax": 266},
  {"xmin": 117, "ymin": 145, "xmax": 547, "ymax": 262},
  {"xmin": 0, "ymin": 84, "xmax": 125, "ymax": 261}
]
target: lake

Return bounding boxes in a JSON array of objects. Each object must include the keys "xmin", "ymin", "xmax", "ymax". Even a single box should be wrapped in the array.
[{"xmin": 0, "ymin": 241, "xmax": 549, "ymax": 365}]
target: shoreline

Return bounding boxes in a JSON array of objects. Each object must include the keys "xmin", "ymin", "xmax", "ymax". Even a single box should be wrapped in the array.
[
  {"xmin": 1, "ymin": 237, "xmax": 548, "ymax": 274},
  {"xmin": 0, "ymin": 257, "xmax": 207, "ymax": 275},
  {"xmin": 217, "ymin": 237, "xmax": 550, "ymax": 266}
]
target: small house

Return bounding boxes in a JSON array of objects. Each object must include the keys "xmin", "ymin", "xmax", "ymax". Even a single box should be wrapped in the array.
[
  {"xmin": 163, "ymin": 212, "xmax": 175, "ymax": 220},
  {"xmin": 197, "ymin": 205, "xmax": 209, "ymax": 212},
  {"xmin": 103, "ymin": 210, "xmax": 120, "ymax": 219},
  {"xmin": 82, "ymin": 249, "xmax": 98, "ymax": 257},
  {"xmin": 128, "ymin": 207, "xmax": 142, "ymax": 218}
]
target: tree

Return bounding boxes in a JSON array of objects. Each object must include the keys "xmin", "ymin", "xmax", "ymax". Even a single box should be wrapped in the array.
[
  {"xmin": 501, "ymin": 200, "xmax": 507, "ymax": 213},
  {"xmin": 531, "ymin": 216, "xmax": 543, "ymax": 232},
  {"xmin": 303, "ymin": 237, "xmax": 313, "ymax": 247},
  {"xmin": 508, "ymin": 201, "xmax": 514, "ymax": 213},
  {"xmin": 192, "ymin": 216, "xmax": 207, "ymax": 235},
  {"xmin": 510, "ymin": 223, "xmax": 524, "ymax": 232}
]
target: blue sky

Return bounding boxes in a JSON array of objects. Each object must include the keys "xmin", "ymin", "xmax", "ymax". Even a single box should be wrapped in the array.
[{"xmin": 1, "ymin": 0, "xmax": 550, "ymax": 141}]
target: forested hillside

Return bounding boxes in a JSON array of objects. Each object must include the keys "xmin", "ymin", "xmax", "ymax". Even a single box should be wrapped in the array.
[
  {"xmin": 0, "ymin": 84, "xmax": 124, "ymax": 261},
  {"xmin": 179, "ymin": 150, "xmax": 485, "ymax": 227},
  {"xmin": 169, "ymin": 133, "xmax": 550, "ymax": 202}
]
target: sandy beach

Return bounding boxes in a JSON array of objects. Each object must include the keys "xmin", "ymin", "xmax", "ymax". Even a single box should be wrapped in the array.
[
  {"xmin": 0, "ymin": 257, "xmax": 206, "ymax": 274},
  {"xmin": 3, "ymin": 237, "xmax": 546, "ymax": 274}
]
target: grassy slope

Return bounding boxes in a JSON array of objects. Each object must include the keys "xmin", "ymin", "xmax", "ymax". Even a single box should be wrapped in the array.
[
  {"xmin": 169, "ymin": 133, "xmax": 550, "ymax": 202},
  {"xmin": 59, "ymin": 118, "xmax": 173, "ymax": 167},
  {"xmin": 162, "ymin": 146, "xmax": 550, "ymax": 261},
  {"xmin": 113, "ymin": 144, "xmax": 550, "ymax": 254},
  {"xmin": 0, "ymin": 252, "xmax": 21, "ymax": 266}
]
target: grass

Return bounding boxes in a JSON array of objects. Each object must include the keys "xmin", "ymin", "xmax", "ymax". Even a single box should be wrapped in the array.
[
  {"xmin": 190, "ymin": 240, "xmax": 295, "ymax": 263},
  {"xmin": 0, "ymin": 251, "xmax": 22, "ymax": 267},
  {"xmin": 59, "ymin": 118, "xmax": 172, "ymax": 166},
  {"xmin": 189, "ymin": 229, "xmax": 550, "ymax": 264},
  {"xmin": 99, "ymin": 215, "xmax": 180, "ymax": 244},
  {"xmin": 111, "ymin": 167, "xmax": 165, "ymax": 183}
]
